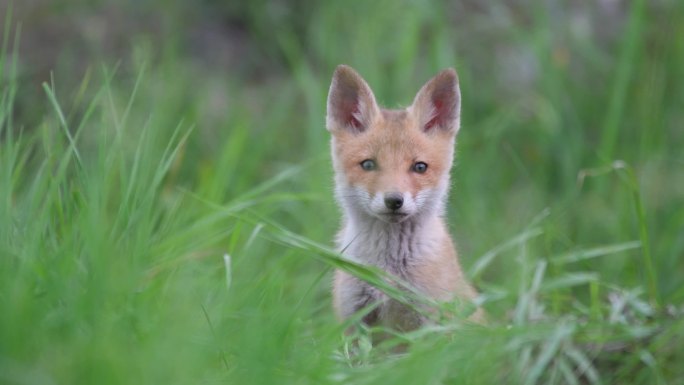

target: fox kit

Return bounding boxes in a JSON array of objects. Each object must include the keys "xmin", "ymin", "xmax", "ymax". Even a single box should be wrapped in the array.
[{"xmin": 326, "ymin": 65, "xmax": 481, "ymax": 333}]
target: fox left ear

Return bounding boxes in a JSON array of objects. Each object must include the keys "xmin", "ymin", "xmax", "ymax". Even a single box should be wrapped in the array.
[
  {"xmin": 326, "ymin": 65, "xmax": 380, "ymax": 134},
  {"xmin": 410, "ymin": 68, "xmax": 461, "ymax": 134}
]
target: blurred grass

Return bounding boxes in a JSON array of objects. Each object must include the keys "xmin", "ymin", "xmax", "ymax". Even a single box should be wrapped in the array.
[{"xmin": 1, "ymin": 1, "xmax": 684, "ymax": 384}]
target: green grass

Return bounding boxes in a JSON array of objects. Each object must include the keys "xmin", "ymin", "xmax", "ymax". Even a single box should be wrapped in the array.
[{"xmin": 1, "ymin": 1, "xmax": 684, "ymax": 384}]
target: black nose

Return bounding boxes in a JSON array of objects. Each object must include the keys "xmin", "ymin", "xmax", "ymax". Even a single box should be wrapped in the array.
[{"xmin": 384, "ymin": 193, "xmax": 404, "ymax": 210}]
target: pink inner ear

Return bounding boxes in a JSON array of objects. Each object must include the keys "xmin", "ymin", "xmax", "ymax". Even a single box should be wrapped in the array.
[
  {"xmin": 340, "ymin": 99, "xmax": 362, "ymax": 129},
  {"xmin": 349, "ymin": 114, "xmax": 361, "ymax": 129},
  {"xmin": 424, "ymin": 98, "xmax": 444, "ymax": 131}
]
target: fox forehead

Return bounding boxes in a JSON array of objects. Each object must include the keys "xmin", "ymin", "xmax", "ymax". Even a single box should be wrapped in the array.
[
  {"xmin": 359, "ymin": 109, "xmax": 420, "ymax": 157},
  {"xmin": 333, "ymin": 108, "xmax": 453, "ymax": 163}
]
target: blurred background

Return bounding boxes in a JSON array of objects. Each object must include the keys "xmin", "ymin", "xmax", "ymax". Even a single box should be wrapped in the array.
[{"xmin": 1, "ymin": 0, "xmax": 683, "ymax": 383}]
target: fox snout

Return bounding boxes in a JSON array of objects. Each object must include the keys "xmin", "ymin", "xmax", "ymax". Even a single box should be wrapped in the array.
[
  {"xmin": 383, "ymin": 192, "xmax": 404, "ymax": 211},
  {"xmin": 366, "ymin": 190, "xmax": 416, "ymax": 223}
]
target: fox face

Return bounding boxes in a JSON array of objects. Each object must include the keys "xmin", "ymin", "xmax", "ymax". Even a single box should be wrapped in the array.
[{"xmin": 326, "ymin": 65, "xmax": 461, "ymax": 224}]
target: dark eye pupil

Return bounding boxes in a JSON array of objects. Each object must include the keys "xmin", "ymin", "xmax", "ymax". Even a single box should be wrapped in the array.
[
  {"xmin": 413, "ymin": 162, "xmax": 428, "ymax": 173},
  {"xmin": 361, "ymin": 160, "xmax": 375, "ymax": 171}
]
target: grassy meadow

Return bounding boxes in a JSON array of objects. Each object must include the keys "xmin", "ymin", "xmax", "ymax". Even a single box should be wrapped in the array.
[{"xmin": 1, "ymin": 1, "xmax": 683, "ymax": 384}]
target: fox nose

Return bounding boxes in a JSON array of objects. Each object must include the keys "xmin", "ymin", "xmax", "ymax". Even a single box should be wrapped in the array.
[{"xmin": 384, "ymin": 193, "xmax": 404, "ymax": 210}]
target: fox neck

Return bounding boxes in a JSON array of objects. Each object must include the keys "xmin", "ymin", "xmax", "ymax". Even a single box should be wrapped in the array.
[{"xmin": 338, "ymin": 198, "xmax": 447, "ymax": 272}]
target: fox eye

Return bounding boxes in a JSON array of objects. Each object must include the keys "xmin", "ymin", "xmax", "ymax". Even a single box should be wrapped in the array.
[
  {"xmin": 412, "ymin": 162, "xmax": 428, "ymax": 173},
  {"xmin": 360, "ymin": 159, "xmax": 376, "ymax": 171}
]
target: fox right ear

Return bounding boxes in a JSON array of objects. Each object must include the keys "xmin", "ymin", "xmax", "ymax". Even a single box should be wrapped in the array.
[
  {"xmin": 410, "ymin": 68, "xmax": 461, "ymax": 134},
  {"xmin": 326, "ymin": 65, "xmax": 380, "ymax": 133}
]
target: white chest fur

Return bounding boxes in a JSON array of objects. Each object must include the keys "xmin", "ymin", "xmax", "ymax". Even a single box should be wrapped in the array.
[{"xmin": 337, "ymin": 215, "xmax": 444, "ymax": 276}]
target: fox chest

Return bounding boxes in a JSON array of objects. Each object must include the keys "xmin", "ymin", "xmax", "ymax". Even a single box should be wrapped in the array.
[
  {"xmin": 334, "ymin": 226, "xmax": 433, "ymax": 329},
  {"xmin": 333, "ymin": 217, "xmax": 461, "ymax": 326},
  {"xmin": 341, "ymin": 221, "xmax": 423, "ymax": 273}
]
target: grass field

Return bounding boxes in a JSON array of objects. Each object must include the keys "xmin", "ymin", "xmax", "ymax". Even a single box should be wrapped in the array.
[{"xmin": 1, "ymin": 1, "xmax": 683, "ymax": 384}]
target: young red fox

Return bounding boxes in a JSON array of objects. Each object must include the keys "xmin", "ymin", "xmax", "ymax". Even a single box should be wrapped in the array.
[{"xmin": 326, "ymin": 65, "xmax": 481, "ymax": 333}]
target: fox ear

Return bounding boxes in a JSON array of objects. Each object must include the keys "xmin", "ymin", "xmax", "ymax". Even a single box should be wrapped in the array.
[
  {"xmin": 411, "ymin": 68, "xmax": 461, "ymax": 134},
  {"xmin": 326, "ymin": 65, "xmax": 380, "ymax": 133}
]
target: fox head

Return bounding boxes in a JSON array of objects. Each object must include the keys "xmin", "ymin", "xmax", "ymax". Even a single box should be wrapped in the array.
[{"xmin": 326, "ymin": 65, "xmax": 461, "ymax": 224}]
